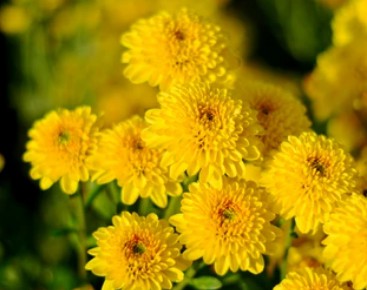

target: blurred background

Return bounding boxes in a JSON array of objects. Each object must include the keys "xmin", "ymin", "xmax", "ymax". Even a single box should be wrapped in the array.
[{"xmin": 0, "ymin": 0, "xmax": 347, "ymax": 289}]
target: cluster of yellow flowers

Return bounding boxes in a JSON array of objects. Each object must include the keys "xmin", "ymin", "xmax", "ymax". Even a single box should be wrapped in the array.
[{"xmin": 23, "ymin": 3, "xmax": 367, "ymax": 290}]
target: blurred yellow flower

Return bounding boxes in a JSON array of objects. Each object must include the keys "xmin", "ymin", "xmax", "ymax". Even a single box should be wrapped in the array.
[
  {"xmin": 263, "ymin": 132, "xmax": 357, "ymax": 233},
  {"xmin": 286, "ymin": 229, "xmax": 325, "ymax": 273},
  {"xmin": 317, "ymin": 0, "xmax": 347, "ymax": 10},
  {"xmin": 170, "ymin": 178, "xmax": 281, "ymax": 275},
  {"xmin": 304, "ymin": 39, "xmax": 367, "ymax": 120},
  {"xmin": 355, "ymin": 146, "xmax": 367, "ymax": 195},
  {"xmin": 88, "ymin": 116, "xmax": 182, "ymax": 207},
  {"xmin": 237, "ymin": 63, "xmax": 303, "ymax": 97},
  {"xmin": 49, "ymin": 2, "xmax": 101, "ymax": 39},
  {"xmin": 0, "ymin": 153, "xmax": 4, "ymax": 172},
  {"xmin": 274, "ymin": 267, "xmax": 351, "ymax": 290},
  {"xmin": 86, "ymin": 212, "xmax": 186, "ymax": 290},
  {"xmin": 0, "ymin": 5, "xmax": 31, "ymax": 34},
  {"xmin": 237, "ymin": 81, "xmax": 311, "ymax": 156},
  {"xmin": 323, "ymin": 193, "xmax": 367, "ymax": 290},
  {"xmin": 143, "ymin": 82, "xmax": 262, "ymax": 188},
  {"xmin": 95, "ymin": 81, "xmax": 158, "ymax": 126},
  {"xmin": 23, "ymin": 107, "xmax": 98, "ymax": 194},
  {"xmin": 332, "ymin": 0, "xmax": 367, "ymax": 46},
  {"xmin": 157, "ymin": 0, "xmax": 219, "ymax": 17},
  {"xmin": 121, "ymin": 9, "xmax": 234, "ymax": 90},
  {"xmin": 327, "ymin": 110, "xmax": 366, "ymax": 152},
  {"xmin": 98, "ymin": 0, "xmax": 155, "ymax": 30}
]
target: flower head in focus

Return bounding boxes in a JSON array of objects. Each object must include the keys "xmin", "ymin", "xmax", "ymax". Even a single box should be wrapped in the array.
[
  {"xmin": 170, "ymin": 178, "xmax": 281, "ymax": 275},
  {"xmin": 88, "ymin": 116, "xmax": 182, "ymax": 207},
  {"xmin": 273, "ymin": 267, "xmax": 351, "ymax": 290},
  {"xmin": 86, "ymin": 212, "xmax": 186, "ymax": 290},
  {"xmin": 143, "ymin": 82, "xmax": 262, "ymax": 188},
  {"xmin": 23, "ymin": 106, "xmax": 98, "ymax": 194},
  {"xmin": 237, "ymin": 81, "xmax": 311, "ymax": 156},
  {"xmin": 263, "ymin": 132, "xmax": 358, "ymax": 233},
  {"xmin": 323, "ymin": 193, "xmax": 367, "ymax": 290},
  {"xmin": 121, "ymin": 9, "xmax": 235, "ymax": 90}
]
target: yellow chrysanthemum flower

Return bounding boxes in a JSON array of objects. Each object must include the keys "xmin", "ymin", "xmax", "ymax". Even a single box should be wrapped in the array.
[
  {"xmin": 332, "ymin": 0, "xmax": 367, "ymax": 46},
  {"xmin": 263, "ymin": 132, "xmax": 358, "ymax": 233},
  {"xmin": 121, "ymin": 9, "xmax": 234, "ymax": 90},
  {"xmin": 318, "ymin": 0, "xmax": 347, "ymax": 10},
  {"xmin": 237, "ymin": 81, "xmax": 311, "ymax": 156},
  {"xmin": 273, "ymin": 267, "xmax": 351, "ymax": 290},
  {"xmin": 143, "ymin": 82, "xmax": 262, "ymax": 189},
  {"xmin": 304, "ymin": 39, "xmax": 367, "ymax": 121},
  {"xmin": 88, "ymin": 116, "xmax": 182, "ymax": 208},
  {"xmin": 355, "ymin": 146, "xmax": 367, "ymax": 195},
  {"xmin": 323, "ymin": 193, "xmax": 367, "ymax": 290},
  {"xmin": 170, "ymin": 178, "xmax": 282, "ymax": 276},
  {"xmin": 0, "ymin": 153, "xmax": 4, "ymax": 172},
  {"xmin": 286, "ymin": 229, "xmax": 326, "ymax": 273},
  {"xmin": 94, "ymin": 80, "xmax": 158, "ymax": 126},
  {"xmin": 23, "ymin": 107, "xmax": 98, "ymax": 194},
  {"xmin": 86, "ymin": 212, "xmax": 187, "ymax": 290},
  {"xmin": 0, "ymin": 5, "xmax": 31, "ymax": 34},
  {"xmin": 327, "ymin": 111, "xmax": 366, "ymax": 153}
]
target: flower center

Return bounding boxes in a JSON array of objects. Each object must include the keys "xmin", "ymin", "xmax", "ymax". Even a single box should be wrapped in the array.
[
  {"xmin": 216, "ymin": 200, "xmax": 237, "ymax": 223},
  {"xmin": 199, "ymin": 106, "xmax": 217, "ymax": 126},
  {"xmin": 259, "ymin": 103, "xmax": 272, "ymax": 116},
  {"xmin": 222, "ymin": 208, "xmax": 236, "ymax": 220},
  {"xmin": 132, "ymin": 241, "xmax": 146, "ymax": 255},
  {"xmin": 125, "ymin": 235, "xmax": 147, "ymax": 256},
  {"xmin": 58, "ymin": 131, "xmax": 70, "ymax": 145},
  {"xmin": 307, "ymin": 156, "xmax": 327, "ymax": 177},
  {"xmin": 132, "ymin": 138, "xmax": 144, "ymax": 150},
  {"xmin": 174, "ymin": 29, "xmax": 185, "ymax": 41}
]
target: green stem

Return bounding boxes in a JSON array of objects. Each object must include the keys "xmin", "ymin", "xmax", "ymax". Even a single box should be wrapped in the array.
[
  {"xmin": 164, "ymin": 196, "xmax": 182, "ymax": 219},
  {"xmin": 107, "ymin": 181, "xmax": 120, "ymax": 205},
  {"xmin": 70, "ymin": 184, "xmax": 88, "ymax": 283},
  {"xmin": 172, "ymin": 261, "xmax": 205, "ymax": 290},
  {"xmin": 138, "ymin": 197, "xmax": 152, "ymax": 216},
  {"xmin": 280, "ymin": 218, "xmax": 296, "ymax": 280},
  {"xmin": 85, "ymin": 184, "xmax": 106, "ymax": 209}
]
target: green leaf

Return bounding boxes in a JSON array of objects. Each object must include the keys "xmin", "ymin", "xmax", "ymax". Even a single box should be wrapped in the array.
[
  {"xmin": 50, "ymin": 228, "xmax": 77, "ymax": 237},
  {"xmin": 85, "ymin": 184, "xmax": 107, "ymax": 209},
  {"xmin": 189, "ymin": 276, "xmax": 222, "ymax": 290}
]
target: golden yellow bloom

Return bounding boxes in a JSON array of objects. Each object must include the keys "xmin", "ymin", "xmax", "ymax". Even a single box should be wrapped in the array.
[
  {"xmin": 304, "ymin": 39, "xmax": 367, "ymax": 121},
  {"xmin": 95, "ymin": 79, "xmax": 158, "ymax": 126},
  {"xmin": 157, "ymin": 0, "xmax": 220, "ymax": 18},
  {"xmin": 286, "ymin": 229, "xmax": 326, "ymax": 273},
  {"xmin": 143, "ymin": 82, "xmax": 262, "ymax": 189},
  {"xmin": 86, "ymin": 212, "xmax": 186, "ymax": 290},
  {"xmin": 121, "ymin": 9, "xmax": 234, "ymax": 90},
  {"xmin": 327, "ymin": 111, "xmax": 366, "ymax": 153},
  {"xmin": 0, "ymin": 5, "xmax": 31, "ymax": 34},
  {"xmin": 237, "ymin": 63, "xmax": 302, "ymax": 98},
  {"xmin": 332, "ymin": 0, "xmax": 367, "ymax": 46},
  {"xmin": 237, "ymin": 81, "xmax": 311, "ymax": 156},
  {"xmin": 23, "ymin": 107, "xmax": 98, "ymax": 194},
  {"xmin": 274, "ymin": 267, "xmax": 351, "ymax": 290},
  {"xmin": 170, "ymin": 178, "xmax": 281, "ymax": 275},
  {"xmin": 0, "ymin": 153, "xmax": 4, "ymax": 172},
  {"xmin": 355, "ymin": 146, "xmax": 367, "ymax": 195},
  {"xmin": 88, "ymin": 116, "xmax": 181, "ymax": 208},
  {"xmin": 99, "ymin": 0, "xmax": 155, "ymax": 30},
  {"xmin": 323, "ymin": 193, "xmax": 367, "ymax": 290},
  {"xmin": 263, "ymin": 132, "xmax": 358, "ymax": 233},
  {"xmin": 318, "ymin": 0, "xmax": 347, "ymax": 10}
]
